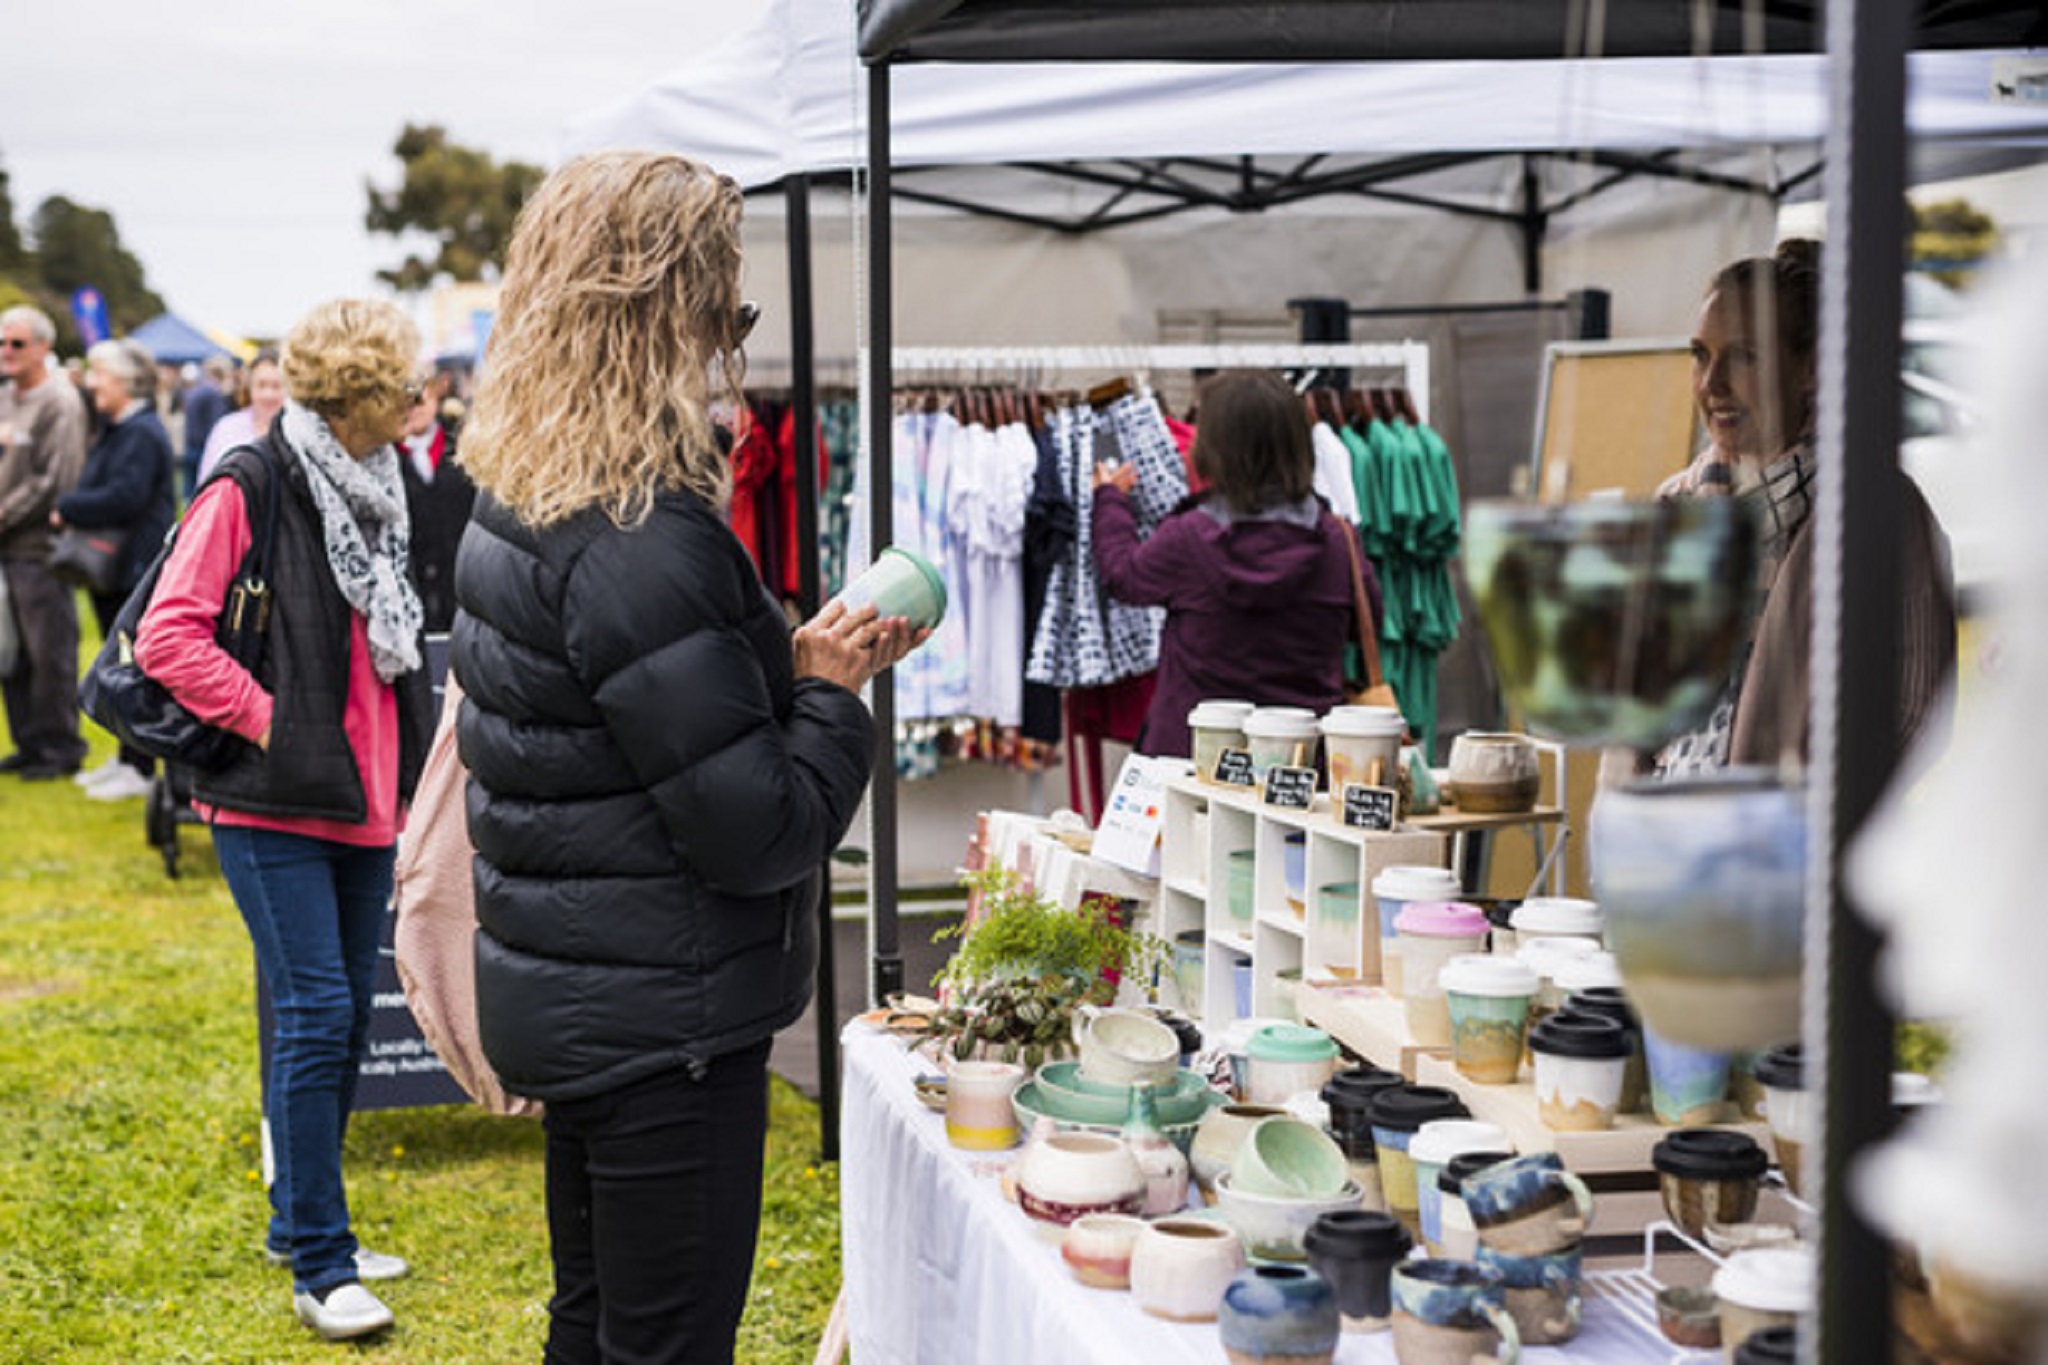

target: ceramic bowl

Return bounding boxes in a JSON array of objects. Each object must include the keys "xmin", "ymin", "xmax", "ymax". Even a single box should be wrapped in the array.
[
  {"xmin": 1033, "ymin": 1061, "xmax": 1218, "ymax": 1126},
  {"xmin": 1012, "ymin": 1081, "xmax": 1224, "ymax": 1156},
  {"xmin": 1655, "ymin": 1284, "xmax": 1722, "ymax": 1349},
  {"xmin": 1461, "ymin": 497, "xmax": 1756, "ymax": 748},
  {"xmin": 1061, "ymin": 1212, "xmax": 1146, "ymax": 1289},
  {"xmin": 1213, "ymin": 1170, "xmax": 1366, "ymax": 1260},
  {"xmin": 1231, "ymin": 1115, "xmax": 1350, "ymax": 1200}
]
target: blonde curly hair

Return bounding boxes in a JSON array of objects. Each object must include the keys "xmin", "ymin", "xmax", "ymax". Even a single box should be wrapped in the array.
[
  {"xmin": 281, "ymin": 299, "xmax": 422, "ymax": 433},
  {"xmin": 461, "ymin": 151, "xmax": 747, "ymax": 528}
]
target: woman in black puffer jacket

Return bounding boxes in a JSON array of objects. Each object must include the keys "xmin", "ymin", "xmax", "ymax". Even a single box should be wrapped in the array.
[{"xmin": 452, "ymin": 152, "xmax": 920, "ymax": 1365}]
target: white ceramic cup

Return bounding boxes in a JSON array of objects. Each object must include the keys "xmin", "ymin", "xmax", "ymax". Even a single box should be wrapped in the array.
[
  {"xmin": 1130, "ymin": 1218, "xmax": 1249, "ymax": 1322},
  {"xmin": 1073, "ymin": 1006, "xmax": 1179, "ymax": 1090},
  {"xmin": 944, "ymin": 1060, "xmax": 1025, "ymax": 1150}
]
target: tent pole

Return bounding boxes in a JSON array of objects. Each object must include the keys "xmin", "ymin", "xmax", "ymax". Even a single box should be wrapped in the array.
[
  {"xmin": 785, "ymin": 171, "xmax": 841, "ymax": 1161},
  {"xmin": 1812, "ymin": 0, "xmax": 1910, "ymax": 1357},
  {"xmin": 866, "ymin": 60, "xmax": 904, "ymax": 1010}
]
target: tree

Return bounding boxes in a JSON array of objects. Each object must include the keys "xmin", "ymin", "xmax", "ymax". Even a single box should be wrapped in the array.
[
  {"xmin": 365, "ymin": 124, "xmax": 545, "ymax": 293},
  {"xmin": 30, "ymin": 195, "xmax": 164, "ymax": 333},
  {"xmin": 0, "ymin": 160, "xmax": 26, "ymax": 276}
]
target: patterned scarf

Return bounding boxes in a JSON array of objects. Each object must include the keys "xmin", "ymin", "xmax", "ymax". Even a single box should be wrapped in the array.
[{"xmin": 281, "ymin": 400, "xmax": 422, "ymax": 682}]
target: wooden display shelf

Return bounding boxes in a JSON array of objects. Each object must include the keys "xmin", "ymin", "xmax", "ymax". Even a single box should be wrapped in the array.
[
  {"xmin": 1408, "ymin": 803, "xmax": 1565, "ymax": 833},
  {"xmin": 1297, "ymin": 980, "xmax": 1772, "ymax": 1179}
]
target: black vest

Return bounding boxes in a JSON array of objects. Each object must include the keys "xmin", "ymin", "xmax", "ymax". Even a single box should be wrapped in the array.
[{"xmin": 193, "ymin": 437, "xmax": 432, "ymax": 822}]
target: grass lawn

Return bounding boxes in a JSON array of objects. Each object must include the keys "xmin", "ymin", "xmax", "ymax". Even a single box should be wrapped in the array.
[{"xmin": 1, "ymin": 709, "xmax": 841, "ymax": 1361}]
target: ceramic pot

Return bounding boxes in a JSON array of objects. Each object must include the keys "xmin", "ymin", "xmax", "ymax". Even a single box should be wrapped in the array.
[
  {"xmin": 1060, "ymin": 1212, "xmax": 1145, "ymax": 1289},
  {"xmin": 1214, "ymin": 1171, "xmax": 1366, "ymax": 1262},
  {"xmin": 1013, "ymin": 1131, "xmax": 1146, "ymax": 1229},
  {"xmin": 1304, "ymin": 1209, "xmax": 1412, "ymax": 1333},
  {"xmin": 1461, "ymin": 495, "xmax": 1755, "ymax": 749},
  {"xmin": 1408, "ymin": 1118, "xmax": 1510, "ymax": 1256},
  {"xmin": 1191, "ymin": 1103, "xmax": 1289, "ymax": 1202},
  {"xmin": 1436, "ymin": 1151, "xmax": 1514, "ymax": 1260},
  {"xmin": 1475, "ymin": 1242, "xmax": 1583, "ymax": 1346},
  {"xmin": 1460, "ymin": 1151, "xmax": 1593, "ymax": 1258},
  {"xmin": 1072, "ymin": 1006, "xmax": 1179, "ymax": 1090},
  {"xmin": 1712, "ymin": 1248, "xmax": 1814, "ymax": 1352},
  {"xmin": 1129, "ymin": 1217, "xmax": 1247, "ymax": 1322},
  {"xmin": 1446, "ymin": 732, "xmax": 1540, "ymax": 813},
  {"xmin": 1245, "ymin": 1023, "xmax": 1339, "ymax": 1105},
  {"xmin": 1589, "ymin": 770, "xmax": 1806, "ymax": 1050},
  {"xmin": 1220, "ymin": 1264, "xmax": 1342, "ymax": 1365},
  {"xmin": 1395, "ymin": 901, "xmax": 1491, "ymax": 1047},
  {"xmin": 1367, "ymin": 1084, "xmax": 1469, "ymax": 1216},
  {"xmin": 1651, "ymin": 1129, "xmax": 1766, "ymax": 1241},
  {"xmin": 1190, "ymin": 699, "xmax": 1256, "ymax": 783},
  {"xmin": 1390, "ymin": 1258, "xmax": 1522, "ymax": 1363}
]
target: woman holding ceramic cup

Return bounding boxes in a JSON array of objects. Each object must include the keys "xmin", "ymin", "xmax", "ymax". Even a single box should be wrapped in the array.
[
  {"xmin": 455, "ymin": 152, "xmax": 923, "ymax": 1363},
  {"xmin": 1092, "ymin": 368, "xmax": 1382, "ymax": 758}
]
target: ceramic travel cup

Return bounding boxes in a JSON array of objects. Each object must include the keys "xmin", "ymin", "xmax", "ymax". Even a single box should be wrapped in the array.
[
  {"xmin": 1189, "ymin": 699, "xmax": 1256, "ymax": 783},
  {"xmin": 1436, "ymin": 1152, "xmax": 1513, "ymax": 1260},
  {"xmin": 1322, "ymin": 706, "xmax": 1405, "ymax": 794},
  {"xmin": 1366, "ymin": 1084, "xmax": 1469, "ymax": 1217},
  {"xmin": 1527, "ymin": 1011, "xmax": 1631, "ymax": 1131},
  {"xmin": 1390, "ymin": 1258, "xmax": 1522, "ymax": 1364},
  {"xmin": 943, "ymin": 1059, "xmax": 1025, "ymax": 1150},
  {"xmin": 1130, "ymin": 1217, "xmax": 1249, "ymax": 1322},
  {"xmin": 1321, "ymin": 1067, "xmax": 1402, "ymax": 1210},
  {"xmin": 1509, "ymin": 896, "xmax": 1603, "ymax": 946},
  {"xmin": 1651, "ymin": 1129, "xmax": 1767, "ymax": 1241},
  {"xmin": 1589, "ymin": 769, "xmax": 1805, "ymax": 1051},
  {"xmin": 834, "ymin": 545, "xmax": 948, "ymax": 629},
  {"xmin": 1395, "ymin": 901, "xmax": 1490, "ymax": 1047},
  {"xmin": 1732, "ymin": 1324, "xmax": 1798, "ymax": 1364},
  {"xmin": 1751, "ymin": 1042, "xmax": 1810, "ymax": 1197},
  {"xmin": 1173, "ymin": 929, "xmax": 1206, "ymax": 1013},
  {"xmin": 1711, "ymin": 1247, "xmax": 1814, "ymax": 1354},
  {"xmin": 1283, "ymin": 831, "xmax": 1308, "ymax": 915},
  {"xmin": 1370, "ymin": 865, "xmax": 1461, "ymax": 996},
  {"xmin": 1564, "ymin": 986, "xmax": 1647, "ymax": 1113},
  {"xmin": 1304, "ymin": 1209, "xmax": 1412, "ymax": 1333},
  {"xmin": 1227, "ymin": 848, "xmax": 1257, "ymax": 925},
  {"xmin": 1245, "ymin": 1023, "xmax": 1339, "ymax": 1105},
  {"xmin": 1641, "ymin": 1022, "xmax": 1733, "ymax": 1125},
  {"xmin": 1243, "ymin": 706, "xmax": 1320, "ymax": 781},
  {"xmin": 1474, "ymin": 1242, "xmax": 1583, "ymax": 1346},
  {"xmin": 1408, "ymin": 1119, "xmax": 1511, "ymax": 1256},
  {"xmin": 1060, "ymin": 1212, "xmax": 1145, "ymax": 1289},
  {"xmin": 1440, "ymin": 954, "xmax": 1540, "ymax": 1084},
  {"xmin": 1460, "ymin": 1151, "xmax": 1593, "ymax": 1257},
  {"xmin": 1219, "ymin": 1264, "xmax": 1342, "ymax": 1365}
]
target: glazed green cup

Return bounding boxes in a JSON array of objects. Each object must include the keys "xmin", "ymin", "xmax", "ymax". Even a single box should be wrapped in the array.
[{"xmin": 836, "ymin": 546, "xmax": 948, "ymax": 630}]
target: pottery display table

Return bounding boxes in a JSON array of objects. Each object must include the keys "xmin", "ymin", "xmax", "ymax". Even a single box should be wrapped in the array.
[{"xmin": 839, "ymin": 1021, "xmax": 1677, "ymax": 1363}]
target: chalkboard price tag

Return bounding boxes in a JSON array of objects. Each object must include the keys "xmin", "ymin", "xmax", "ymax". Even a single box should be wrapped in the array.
[
  {"xmin": 1340, "ymin": 783, "xmax": 1399, "ymax": 831},
  {"xmin": 1213, "ymin": 748, "xmax": 1257, "ymax": 788},
  {"xmin": 1262, "ymin": 765, "xmax": 1318, "ymax": 810}
]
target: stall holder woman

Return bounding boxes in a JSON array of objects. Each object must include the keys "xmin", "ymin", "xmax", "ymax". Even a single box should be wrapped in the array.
[{"xmin": 134, "ymin": 299, "xmax": 434, "ymax": 1342}]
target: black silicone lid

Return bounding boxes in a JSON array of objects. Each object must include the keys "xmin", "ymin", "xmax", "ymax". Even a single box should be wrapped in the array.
[
  {"xmin": 1322, "ymin": 1066, "xmax": 1405, "ymax": 1111},
  {"xmin": 1751, "ymin": 1042, "xmax": 1805, "ymax": 1092},
  {"xmin": 1564, "ymin": 986, "xmax": 1638, "ymax": 1031},
  {"xmin": 1733, "ymin": 1325, "xmax": 1799, "ymax": 1365},
  {"xmin": 1439, "ymin": 1150, "xmax": 1515, "ymax": 1195},
  {"xmin": 1652, "ymin": 1128, "xmax": 1768, "ymax": 1181},
  {"xmin": 1366, "ymin": 1084, "xmax": 1469, "ymax": 1133},
  {"xmin": 1529, "ymin": 1010, "xmax": 1631, "ymax": 1059},
  {"xmin": 1303, "ymin": 1208, "xmax": 1413, "ymax": 1258}
]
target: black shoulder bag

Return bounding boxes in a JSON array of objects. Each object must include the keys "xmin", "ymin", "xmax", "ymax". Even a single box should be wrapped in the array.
[{"xmin": 79, "ymin": 444, "xmax": 281, "ymax": 773}]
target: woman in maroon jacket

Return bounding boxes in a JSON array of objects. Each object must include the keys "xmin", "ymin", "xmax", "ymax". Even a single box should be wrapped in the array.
[{"xmin": 1092, "ymin": 368, "xmax": 1381, "ymax": 757}]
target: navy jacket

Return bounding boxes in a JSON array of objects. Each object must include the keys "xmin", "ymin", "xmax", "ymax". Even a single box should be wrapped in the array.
[
  {"xmin": 57, "ymin": 402, "xmax": 176, "ymax": 594},
  {"xmin": 452, "ymin": 486, "xmax": 876, "ymax": 1102}
]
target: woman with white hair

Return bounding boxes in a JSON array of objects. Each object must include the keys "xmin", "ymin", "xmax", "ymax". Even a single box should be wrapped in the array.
[{"xmin": 53, "ymin": 338, "xmax": 177, "ymax": 799}]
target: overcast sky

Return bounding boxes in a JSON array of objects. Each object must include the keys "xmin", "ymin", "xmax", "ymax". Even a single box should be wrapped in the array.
[{"xmin": 0, "ymin": 0, "xmax": 768, "ymax": 341}]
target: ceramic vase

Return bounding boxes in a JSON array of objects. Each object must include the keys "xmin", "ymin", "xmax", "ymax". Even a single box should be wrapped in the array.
[
  {"xmin": 1219, "ymin": 1265, "xmax": 1342, "ymax": 1365},
  {"xmin": 1589, "ymin": 770, "xmax": 1805, "ymax": 1051},
  {"xmin": 1122, "ymin": 1079, "xmax": 1191, "ymax": 1217}
]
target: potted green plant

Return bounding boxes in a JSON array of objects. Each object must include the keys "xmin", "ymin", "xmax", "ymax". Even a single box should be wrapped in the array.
[{"xmin": 927, "ymin": 863, "xmax": 1167, "ymax": 1069}]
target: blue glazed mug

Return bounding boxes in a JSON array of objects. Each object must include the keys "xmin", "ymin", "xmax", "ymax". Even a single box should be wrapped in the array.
[
  {"xmin": 1474, "ymin": 1243, "xmax": 1583, "ymax": 1346},
  {"xmin": 1459, "ymin": 1152, "xmax": 1593, "ymax": 1258},
  {"xmin": 1390, "ymin": 1259, "xmax": 1521, "ymax": 1364},
  {"xmin": 1219, "ymin": 1264, "xmax": 1341, "ymax": 1364}
]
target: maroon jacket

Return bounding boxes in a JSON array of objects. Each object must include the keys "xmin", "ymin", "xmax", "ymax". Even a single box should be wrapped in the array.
[{"xmin": 1093, "ymin": 486, "xmax": 1379, "ymax": 758}]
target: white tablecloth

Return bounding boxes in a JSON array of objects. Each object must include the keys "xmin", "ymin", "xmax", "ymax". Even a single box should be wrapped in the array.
[{"xmin": 839, "ymin": 1023, "xmax": 1678, "ymax": 1365}]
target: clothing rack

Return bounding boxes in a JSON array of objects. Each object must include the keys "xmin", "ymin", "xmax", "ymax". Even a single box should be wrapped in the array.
[{"xmin": 882, "ymin": 342, "xmax": 1430, "ymax": 422}]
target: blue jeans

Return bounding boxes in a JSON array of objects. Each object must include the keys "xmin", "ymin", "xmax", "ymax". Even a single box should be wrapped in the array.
[{"xmin": 214, "ymin": 824, "xmax": 393, "ymax": 1295}]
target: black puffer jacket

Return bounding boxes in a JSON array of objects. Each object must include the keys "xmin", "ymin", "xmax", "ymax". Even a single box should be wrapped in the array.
[{"xmin": 452, "ymin": 487, "xmax": 876, "ymax": 1102}]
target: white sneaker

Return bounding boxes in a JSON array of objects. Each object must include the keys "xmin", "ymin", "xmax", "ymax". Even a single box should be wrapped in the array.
[
  {"xmin": 84, "ymin": 766, "xmax": 154, "ymax": 801},
  {"xmin": 265, "ymin": 1246, "xmax": 410, "ymax": 1282},
  {"xmin": 74, "ymin": 757, "xmax": 122, "ymax": 788},
  {"xmin": 293, "ymin": 1282, "xmax": 394, "ymax": 1341}
]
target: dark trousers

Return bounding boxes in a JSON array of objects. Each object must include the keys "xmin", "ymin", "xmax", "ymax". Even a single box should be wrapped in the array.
[
  {"xmin": 88, "ymin": 588, "xmax": 154, "ymax": 776},
  {"xmin": 1, "ymin": 559, "xmax": 86, "ymax": 768},
  {"xmin": 541, "ymin": 1041, "xmax": 773, "ymax": 1365}
]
